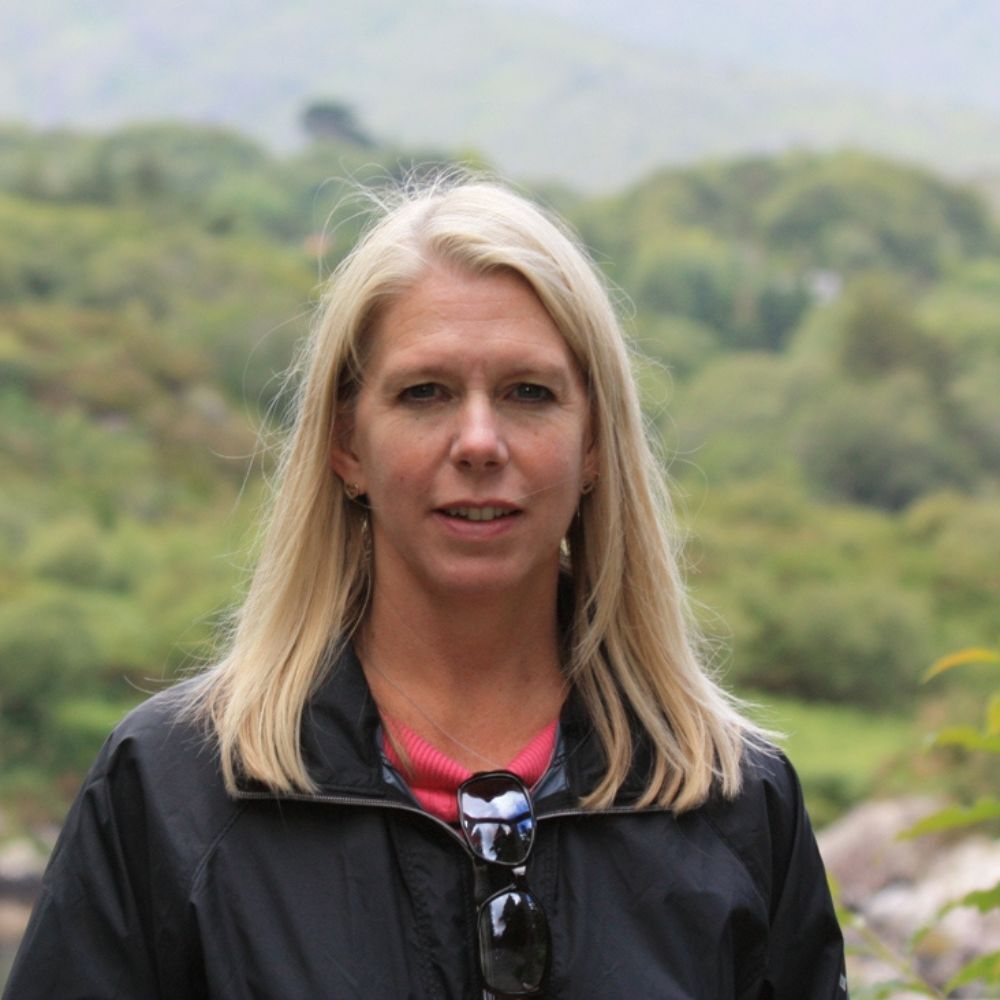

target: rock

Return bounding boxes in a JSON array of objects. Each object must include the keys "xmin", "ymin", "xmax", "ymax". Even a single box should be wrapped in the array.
[
  {"xmin": 0, "ymin": 839, "xmax": 47, "ymax": 902},
  {"xmin": 820, "ymin": 797, "xmax": 1000, "ymax": 995},
  {"xmin": 867, "ymin": 836, "xmax": 1000, "ymax": 989},
  {"xmin": 818, "ymin": 796, "xmax": 946, "ymax": 905},
  {"xmin": 0, "ymin": 899, "xmax": 32, "ymax": 947}
]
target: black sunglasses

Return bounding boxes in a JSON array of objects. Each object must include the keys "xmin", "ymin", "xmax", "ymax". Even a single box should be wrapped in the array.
[{"xmin": 457, "ymin": 771, "xmax": 551, "ymax": 997}]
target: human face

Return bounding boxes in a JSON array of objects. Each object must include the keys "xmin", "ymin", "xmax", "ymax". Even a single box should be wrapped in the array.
[{"xmin": 332, "ymin": 265, "xmax": 596, "ymax": 604}]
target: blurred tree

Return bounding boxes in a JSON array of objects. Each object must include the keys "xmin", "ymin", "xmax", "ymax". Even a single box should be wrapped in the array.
[
  {"xmin": 1, "ymin": 124, "xmax": 998, "ymax": 827},
  {"xmin": 757, "ymin": 151, "xmax": 992, "ymax": 279},
  {"xmin": 795, "ymin": 373, "xmax": 974, "ymax": 510},
  {"xmin": 837, "ymin": 274, "xmax": 952, "ymax": 388},
  {"xmin": 730, "ymin": 576, "xmax": 930, "ymax": 705},
  {"xmin": 301, "ymin": 100, "xmax": 375, "ymax": 148},
  {"xmin": 626, "ymin": 227, "xmax": 808, "ymax": 351},
  {"xmin": 0, "ymin": 590, "xmax": 103, "ymax": 727},
  {"xmin": 633, "ymin": 312, "xmax": 720, "ymax": 378},
  {"xmin": 672, "ymin": 353, "xmax": 818, "ymax": 482}
]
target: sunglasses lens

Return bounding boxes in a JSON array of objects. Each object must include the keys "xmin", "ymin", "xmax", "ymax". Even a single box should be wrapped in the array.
[
  {"xmin": 459, "ymin": 773, "xmax": 549, "ymax": 993},
  {"xmin": 478, "ymin": 889, "xmax": 549, "ymax": 995},
  {"xmin": 458, "ymin": 775, "xmax": 534, "ymax": 866}
]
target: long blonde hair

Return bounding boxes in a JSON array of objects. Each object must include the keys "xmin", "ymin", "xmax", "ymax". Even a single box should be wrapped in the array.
[{"xmin": 189, "ymin": 174, "xmax": 763, "ymax": 811}]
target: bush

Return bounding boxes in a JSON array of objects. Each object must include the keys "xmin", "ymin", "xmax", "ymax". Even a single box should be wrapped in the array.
[
  {"xmin": 672, "ymin": 353, "xmax": 817, "ymax": 482},
  {"xmin": 730, "ymin": 579, "xmax": 930, "ymax": 705},
  {"xmin": 840, "ymin": 648, "xmax": 1000, "ymax": 996},
  {"xmin": 0, "ymin": 590, "xmax": 103, "ymax": 725},
  {"xmin": 25, "ymin": 516, "xmax": 129, "ymax": 590},
  {"xmin": 795, "ymin": 373, "xmax": 972, "ymax": 510}
]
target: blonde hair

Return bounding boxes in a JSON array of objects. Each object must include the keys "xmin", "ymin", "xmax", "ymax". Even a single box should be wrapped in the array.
[{"xmin": 189, "ymin": 174, "xmax": 763, "ymax": 811}]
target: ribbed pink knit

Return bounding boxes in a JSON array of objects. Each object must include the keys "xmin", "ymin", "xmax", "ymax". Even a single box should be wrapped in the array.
[{"xmin": 382, "ymin": 716, "xmax": 557, "ymax": 822}]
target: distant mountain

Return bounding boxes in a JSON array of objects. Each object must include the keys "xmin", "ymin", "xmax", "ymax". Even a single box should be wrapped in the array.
[
  {"xmin": 490, "ymin": 0, "xmax": 1000, "ymax": 114},
  {"xmin": 3, "ymin": 0, "xmax": 1000, "ymax": 191}
]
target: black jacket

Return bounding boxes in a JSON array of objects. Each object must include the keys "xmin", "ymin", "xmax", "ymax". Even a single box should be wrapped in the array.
[{"xmin": 6, "ymin": 647, "xmax": 847, "ymax": 999}]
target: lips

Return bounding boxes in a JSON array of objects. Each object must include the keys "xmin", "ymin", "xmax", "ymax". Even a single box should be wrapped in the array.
[{"xmin": 439, "ymin": 504, "xmax": 520, "ymax": 522}]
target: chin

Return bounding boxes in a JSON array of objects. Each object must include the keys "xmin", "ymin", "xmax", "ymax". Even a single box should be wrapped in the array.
[{"xmin": 427, "ymin": 562, "xmax": 558, "ymax": 600}]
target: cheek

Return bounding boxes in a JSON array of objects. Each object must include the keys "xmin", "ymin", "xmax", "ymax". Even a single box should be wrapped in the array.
[
  {"xmin": 530, "ymin": 456, "xmax": 587, "ymax": 515},
  {"xmin": 365, "ymin": 429, "xmax": 436, "ymax": 491},
  {"xmin": 535, "ymin": 426, "xmax": 589, "ymax": 477}
]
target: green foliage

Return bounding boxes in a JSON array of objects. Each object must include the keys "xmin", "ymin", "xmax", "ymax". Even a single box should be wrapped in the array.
[
  {"xmin": 25, "ymin": 515, "xmax": 130, "ymax": 589},
  {"xmin": 632, "ymin": 312, "xmax": 720, "ymax": 379},
  {"xmin": 587, "ymin": 151, "xmax": 1000, "ymax": 518},
  {"xmin": 733, "ymin": 577, "xmax": 929, "ymax": 705},
  {"xmin": 902, "ymin": 796, "xmax": 1000, "ymax": 836},
  {"xmin": 670, "ymin": 353, "xmax": 814, "ymax": 481},
  {"xmin": 841, "ymin": 649, "xmax": 1000, "ymax": 996},
  {"xmin": 749, "ymin": 694, "xmax": 915, "ymax": 827},
  {"xmin": 919, "ymin": 259, "xmax": 1000, "ymax": 357},
  {"xmin": 0, "ymin": 123, "xmax": 267, "ymax": 207},
  {"xmin": 583, "ymin": 150, "xmax": 994, "ymax": 292},
  {"xmin": 946, "ymin": 952, "xmax": 1000, "ymax": 993},
  {"xmin": 795, "ymin": 373, "xmax": 973, "ymax": 510},
  {"xmin": 0, "ymin": 123, "xmax": 997, "ymax": 834},
  {"xmin": 756, "ymin": 152, "xmax": 992, "ymax": 278},
  {"xmin": 902, "ymin": 495, "xmax": 1000, "ymax": 639},
  {"xmin": 45, "ymin": 698, "xmax": 141, "ymax": 773},
  {"xmin": 682, "ymin": 475, "xmax": 999, "ymax": 710},
  {"xmin": 0, "ymin": 590, "xmax": 103, "ymax": 721},
  {"xmin": 836, "ymin": 274, "xmax": 952, "ymax": 386}
]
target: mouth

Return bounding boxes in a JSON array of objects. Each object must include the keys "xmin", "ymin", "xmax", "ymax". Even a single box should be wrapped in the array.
[{"xmin": 439, "ymin": 505, "xmax": 519, "ymax": 522}]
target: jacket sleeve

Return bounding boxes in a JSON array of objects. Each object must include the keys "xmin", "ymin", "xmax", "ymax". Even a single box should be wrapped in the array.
[
  {"xmin": 758, "ymin": 755, "xmax": 849, "ymax": 1000},
  {"xmin": 3, "ymin": 737, "xmax": 197, "ymax": 1000}
]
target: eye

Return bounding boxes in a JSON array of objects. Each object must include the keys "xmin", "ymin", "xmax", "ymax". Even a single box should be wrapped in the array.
[
  {"xmin": 400, "ymin": 383, "xmax": 443, "ymax": 403},
  {"xmin": 511, "ymin": 383, "xmax": 554, "ymax": 402}
]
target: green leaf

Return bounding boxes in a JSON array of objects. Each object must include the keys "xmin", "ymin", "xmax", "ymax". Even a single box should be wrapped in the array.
[
  {"xmin": 908, "ymin": 921, "xmax": 934, "ymax": 951},
  {"xmin": 987, "ymin": 694, "xmax": 1000, "ymax": 736},
  {"xmin": 945, "ymin": 949, "xmax": 1000, "ymax": 991},
  {"xmin": 931, "ymin": 725, "xmax": 1000, "ymax": 753},
  {"xmin": 900, "ymin": 797, "xmax": 1000, "ymax": 838},
  {"xmin": 924, "ymin": 647, "xmax": 1000, "ymax": 681},
  {"xmin": 851, "ymin": 981, "xmax": 937, "ymax": 1000},
  {"xmin": 939, "ymin": 880, "xmax": 1000, "ymax": 917}
]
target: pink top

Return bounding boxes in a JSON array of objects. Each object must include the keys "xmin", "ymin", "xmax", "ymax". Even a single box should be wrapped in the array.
[{"xmin": 382, "ymin": 716, "xmax": 558, "ymax": 822}]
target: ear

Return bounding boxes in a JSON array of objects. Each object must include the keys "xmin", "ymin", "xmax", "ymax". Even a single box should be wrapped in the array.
[{"xmin": 329, "ymin": 406, "xmax": 365, "ymax": 494}]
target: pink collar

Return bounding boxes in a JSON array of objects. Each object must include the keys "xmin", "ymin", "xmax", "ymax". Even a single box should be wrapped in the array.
[{"xmin": 382, "ymin": 716, "xmax": 558, "ymax": 822}]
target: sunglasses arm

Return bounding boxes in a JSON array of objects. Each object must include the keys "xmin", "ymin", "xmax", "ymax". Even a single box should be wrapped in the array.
[
  {"xmin": 472, "ymin": 860, "xmax": 492, "ymax": 906},
  {"xmin": 473, "ymin": 865, "xmax": 512, "ymax": 1000}
]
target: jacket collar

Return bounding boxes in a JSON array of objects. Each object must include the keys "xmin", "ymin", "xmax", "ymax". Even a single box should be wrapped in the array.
[
  {"xmin": 296, "ymin": 641, "xmax": 389, "ymax": 796},
  {"xmin": 249, "ymin": 642, "xmax": 642, "ymax": 813}
]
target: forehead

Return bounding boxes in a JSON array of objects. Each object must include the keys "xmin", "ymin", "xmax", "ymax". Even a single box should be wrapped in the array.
[{"xmin": 364, "ymin": 266, "xmax": 580, "ymax": 376}]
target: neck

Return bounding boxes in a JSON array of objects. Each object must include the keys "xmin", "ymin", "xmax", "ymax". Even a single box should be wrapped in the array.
[{"xmin": 356, "ymin": 582, "xmax": 567, "ymax": 771}]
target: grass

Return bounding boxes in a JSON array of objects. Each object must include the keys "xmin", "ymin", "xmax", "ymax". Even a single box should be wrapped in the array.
[{"xmin": 743, "ymin": 691, "xmax": 919, "ymax": 828}]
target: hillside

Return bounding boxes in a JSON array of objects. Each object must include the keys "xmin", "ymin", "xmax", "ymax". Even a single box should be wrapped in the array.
[
  {"xmin": 4, "ymin": 0, "xmax": 1000, "ymax": 189},
  {"xmin": 494, "ymin": 0, "xmax": 1000, "ymax": 114},
  {"xmin": 1, "ymin": 124, "xmax": 998, "ymax": 833}
]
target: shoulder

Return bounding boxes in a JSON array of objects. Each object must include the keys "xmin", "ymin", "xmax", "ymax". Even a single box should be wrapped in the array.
[
  {"xmin": 719, "ymin": 740, "xmax": 805, "ymax": 821},
  {"xmin": 707, "ymin": 746, "xmax": 847, "ymax": 991},
  {"xmin": 64, "ymin": 678, "xmax": 238, "ymax": 873},
  {"xmin": 9, "ymin": 681, "xmax": 232, "ymax": 996},
  {"xmin": 699, "ymin": 742, "xmax": 815, "ymax": 911},
  {"xmin": 737, "ymin": 741, "xmax": 806, "ymax": 815},
  {"xmin": 92, "ymin": 678, "xmax": 216, "ymax": 785}
]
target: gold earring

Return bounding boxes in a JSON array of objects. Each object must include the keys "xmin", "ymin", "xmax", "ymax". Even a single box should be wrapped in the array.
[
  {"xmin": 581, "ymin": 478, "xmax": 596, "ymax": 495},
  {"xmin": 344, "ymin": 481, "xmax": 361, "ymax": 500}
]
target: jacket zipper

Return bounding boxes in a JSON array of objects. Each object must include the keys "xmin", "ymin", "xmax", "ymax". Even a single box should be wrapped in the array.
[
  {"xmin": 234, "ymin": 788, "xmax": 668, "ymax": 1000},
  {"xmin": 234, "ymin": 787, "xmax": 471, "ymax": 845},
  {"xmin": 233, "ymin": 787, "xmax": 664, "ymax": 844}
]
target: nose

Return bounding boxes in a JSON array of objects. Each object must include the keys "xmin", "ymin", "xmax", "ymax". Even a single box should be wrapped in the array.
[{"xmin": 450, "ymin": 396, "xmax": 509, "ymax": 470}]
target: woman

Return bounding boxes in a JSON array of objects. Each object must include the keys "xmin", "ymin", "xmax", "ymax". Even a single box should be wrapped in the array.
[{"xmin": 6, "ymin": 178, "xmax": 847, "ymax": 998}]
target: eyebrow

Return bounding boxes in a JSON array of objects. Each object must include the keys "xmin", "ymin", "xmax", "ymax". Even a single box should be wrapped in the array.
[{"xmin": 377, "ymin": 361, "xmax": 576, "ymax": 390}]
